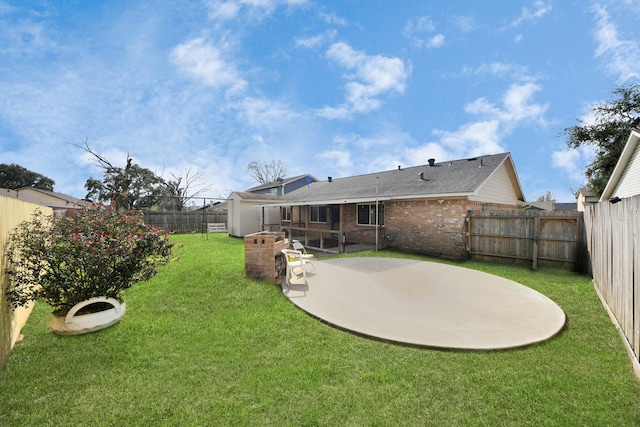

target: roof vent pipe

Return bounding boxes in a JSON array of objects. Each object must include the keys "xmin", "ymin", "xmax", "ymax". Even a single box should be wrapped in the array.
[
  {"xmin": 428, "ymin": 158, "xmax": 436, "ymax": 166},
  {"xmin": 328, "ymin": 176, "xmax": 332, "ymax": 182},
  {"xmin": 419, "ymin": 172, "xmax": 425, "ymax": 180},
  {"xmin": 398, "ymin": 165, "xmax": 401, "ymax": 170}
]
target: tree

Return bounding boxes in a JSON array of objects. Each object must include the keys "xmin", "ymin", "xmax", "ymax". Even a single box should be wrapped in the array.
[
  {"xmin": 535, "ymin": 191, "xmax": 556, "ymax": 203},
  {"xmin": 75, "ymin": 140, "xmax": 165, "ymax": 211},
  {"xmin": 565, "ymin": 83, "xmax": 640, "ymax": 197},
  {"xmin": 160, "ymin": 168, "xmax": 212, "ymax": 211},
  {"xmin": 0, "ymin": 163, "xmax": 55, "ymax": 191},
  {"xmin": 247, "ymin": 160, "xmax": 288, "ymax": 185}
]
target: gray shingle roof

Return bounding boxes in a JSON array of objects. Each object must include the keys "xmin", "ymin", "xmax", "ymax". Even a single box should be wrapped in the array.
[
  {"xmin": 245, "ymin": 174, "xmax": 316, "ymax": 192},
  {"xmin": 232, "ymin": 191, "xmax": 282, "ymax": 201},
  {"xmin": 280, "ymin": 153, "xmax": 513, "ymax": 205}
]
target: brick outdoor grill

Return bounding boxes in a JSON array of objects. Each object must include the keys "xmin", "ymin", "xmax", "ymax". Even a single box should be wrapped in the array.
[{"xmin": 244, "ymin": 231, "xmax": 288, "ymax": 283}]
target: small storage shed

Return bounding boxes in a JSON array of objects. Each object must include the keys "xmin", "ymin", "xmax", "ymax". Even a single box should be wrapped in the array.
[{"xmin": 227, "ymin": 192, "xmax": 281, "ymax": 237}]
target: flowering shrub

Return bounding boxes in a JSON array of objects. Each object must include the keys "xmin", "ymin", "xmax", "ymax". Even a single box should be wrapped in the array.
[{"xmin": 5, "ymin": 205, "xmax": 173, "ymax": 315}]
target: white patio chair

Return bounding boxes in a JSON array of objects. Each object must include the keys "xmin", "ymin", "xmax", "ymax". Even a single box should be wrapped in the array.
[
  {"xmin": 281, "ymin": 249, "xmax": 307, "ymax": 286},
  {"xmin": 292, "ymin": 241, "xmax": 315, "ymax": 271}
]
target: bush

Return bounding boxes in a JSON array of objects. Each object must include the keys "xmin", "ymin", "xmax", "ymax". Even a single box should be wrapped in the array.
[{"xmin": 5, "ymin": 205, "xmax": 173, "ymax": 315}]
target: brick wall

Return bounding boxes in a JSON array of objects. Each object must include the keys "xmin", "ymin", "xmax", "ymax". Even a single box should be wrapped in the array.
[
  {"xmin": 385, "ymin": 199, "xmax": 515, "ymax": 259},
  {"xmin": 243, "ymin": 231, "xmax": 288, "ymax": 283},
  {"xmin": 282, "ymin": 199, "xmax": 517, "ymax": 258}
]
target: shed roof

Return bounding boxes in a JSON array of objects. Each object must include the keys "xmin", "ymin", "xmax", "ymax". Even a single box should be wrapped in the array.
[
  {"xmin": 277, "ymin": 152, "xmax": 521, "ymax": 206},
  {"xmin": 230, "ymin": 191, "xmax": 282, "ymax": 202}
]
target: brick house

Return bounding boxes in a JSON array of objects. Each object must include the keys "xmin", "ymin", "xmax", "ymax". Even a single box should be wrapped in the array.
[{"xmin": 271, "ymin": 153, "xmax": 525, "ymax": 259}]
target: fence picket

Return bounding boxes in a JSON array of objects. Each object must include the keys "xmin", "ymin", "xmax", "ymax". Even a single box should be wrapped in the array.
[
  {"xmin": 584, "ymin": 195, "xmax": 639, "ymax": 365},
  {"xmin": 467, "ymin": 211, "xmax": 583, "ymax": 271}
]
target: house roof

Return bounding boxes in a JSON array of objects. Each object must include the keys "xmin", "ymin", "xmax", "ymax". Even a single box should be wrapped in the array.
[
  {"xmin": 276, "ymin": 152, "xmax": 522, "ymax": 206},
  {"xmin": 1, "ymin": 187, "xmax": 86, "ymax": 209},
  {"xmin": 245, "ymin": 174, "xmax": 317, "ymax": 192},
  {"xmin": 600, "ymin": 129, "xmax": 640, "ymax": 201},
  {"xmin": 230, "ymin": 191, "xmax": 282, "ymax": 202},
  {"xmin": 576, "ymin": 186, "xmax": 593, "ymax": 198},
  {"xmin": 19, "ymin": 187, "xmax": 84, "ymax": 204}
]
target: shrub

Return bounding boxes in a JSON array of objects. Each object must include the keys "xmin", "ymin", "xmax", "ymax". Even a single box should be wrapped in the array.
[{"xmin": 5, "ymin": 205, "xmax": 172, "ymax": 315}]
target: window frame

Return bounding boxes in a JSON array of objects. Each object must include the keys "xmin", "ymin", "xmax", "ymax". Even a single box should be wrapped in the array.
[
  {"xmin": 309, "ymin": 205, "xmax": 328, "ymax": 223},
  {"xmin": 357, "ymin": 203, "xmax": 385, "ymax": 226},
  {"xmin": 282, "ymin": 206, "xmax": 291, "ymax": 222}
]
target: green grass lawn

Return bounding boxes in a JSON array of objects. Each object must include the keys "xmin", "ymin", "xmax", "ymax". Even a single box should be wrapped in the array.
[{"xmin": 1, "ymin": 234, "xmax": 639, "ymax": 426}]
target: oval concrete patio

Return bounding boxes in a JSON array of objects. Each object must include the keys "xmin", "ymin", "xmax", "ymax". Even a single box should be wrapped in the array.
[{"xmin": 282, "ymin": 257, "xmax": 566, "ymax": 350}]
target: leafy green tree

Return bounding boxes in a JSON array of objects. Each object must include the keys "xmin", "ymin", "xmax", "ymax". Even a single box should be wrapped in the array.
[
  {"xmin": 565, "ymin": 83, "xmax": 640, "ymax": 197},
  {"xmin": 0, "ymin": 163, "xmax": 55, "ymax": 190}
]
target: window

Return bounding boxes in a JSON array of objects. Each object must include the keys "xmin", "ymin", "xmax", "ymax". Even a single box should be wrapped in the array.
[
  {"xmin": 282, "ymin": 206, "xmax": 291, "ymax": 222},
  {"xmin": 357, "ymin": 203, "xmax": 384, "ymax": 226},
  {"xmin": 310, "ymin": 205, "xmax": 327, "ymax": 223}
]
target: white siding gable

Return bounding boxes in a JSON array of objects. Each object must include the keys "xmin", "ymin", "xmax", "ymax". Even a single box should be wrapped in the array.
[
  {"xmin": 471, "ymin": 162, "xmax": 520, "ymax": 205},
  {"xmin": 611, "ymin": 141, "xmax": 640, "ymax": 198}
]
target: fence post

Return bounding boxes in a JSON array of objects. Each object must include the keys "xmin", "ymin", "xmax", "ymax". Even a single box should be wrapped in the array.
[{"xmin": 532, "ymin": 216, "xmax": 540, "ymax": 270}]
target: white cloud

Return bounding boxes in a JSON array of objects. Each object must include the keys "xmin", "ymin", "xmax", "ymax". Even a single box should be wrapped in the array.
[
  {"xmin": 319, "ymin": 12, "xmax": 348, "ymax": 26},
  {"xmin": 427, "ymin": 34, "xmax": 445, "ymax": 49},
  {"xmin": 316, "ymin": 149, "xmax": 352, "ymax": 172},
  {"xmin": 464, "ymin": 82, "xmax": 547, "ymax": 127},
  {"xmin": 316, "ymin": 42, "xmax": 409, "ymax": 119},
  {"xmin": 0, "ymin": 19, "xmax": 56, "ymax": 55},
  {"xmin": 407, "ymin": 16, "xmax": 436, "ymax": 33},
  {"xmin": 404, "ymin": 16, "xmax": 445, "ymax": 49},
  {"xmin": 295, "ymin": 29, "xmax": 337, "ymax": 49},
  {"xmin": 434, "ymin": 120, "xmax": 504, "ymax": 158},
  {"xmin": 234, "ymin": 96, "xmax": 302, "ymax": 129},
  {"xmin": 504, "ymin": 1, "xmax": 552, "ymax": 29},
  {"xmin": 551, "ymin": 145, "xmax": 595, "ymax": 183},
  {"xmin": 206, "ymin": 0, "xmax": 307, "ymax": 21},
  {"xmin": 591, "ymin": 5, "xmax": 640, "ymax": 82},
  {"xmin": 500, "ymin": 82, "xmax": 547, "ymax": 124},
  {"xmin": 412, "ymin": 81, "xmax": 547, "ymax": 162},
  {"xmin": 404, "ymin": 142, "xmax": 451, "ymax": 166},
  {"xmin": 170, "ymin": 37, "xmax": 247, "ymax": 94},
  {"xmin": 450, "ymin": 15, "xmax": 476, "ymax": 32},
  {"xmin": 461, "ymin": 62, "xmax": 533, "ymax": 81}
]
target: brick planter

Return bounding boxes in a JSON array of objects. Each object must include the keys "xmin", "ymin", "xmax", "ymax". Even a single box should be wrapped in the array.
[{"xmin": 244, "ymin": 231, "xmax": 288, "ymax": 283}]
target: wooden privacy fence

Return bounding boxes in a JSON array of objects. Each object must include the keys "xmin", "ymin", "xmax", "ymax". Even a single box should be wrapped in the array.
[
  {"xmin": 466, "ymin": 210, "xmax": 588, "ymax": 272},
  {"xmin": 0, "ymin": 196, "xmax": 52, "ymax": 370},
  {"xmin": 583, "ymin": 196, "xmax": 639, "ymax": 366},
  {"xmin": 143, "ymin": 211, "xmax": 227, "ymax": 234}
]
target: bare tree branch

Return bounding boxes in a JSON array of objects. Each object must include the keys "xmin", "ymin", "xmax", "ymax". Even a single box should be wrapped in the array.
[{"xmin": 247, "ymin": 160, "xmax": 288, "ymax": 184}]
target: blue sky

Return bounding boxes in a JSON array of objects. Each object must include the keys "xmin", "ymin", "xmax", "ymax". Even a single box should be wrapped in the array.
[{"xmin": 2, "ymin": 0, "xmax": 640, "ymax": 202}]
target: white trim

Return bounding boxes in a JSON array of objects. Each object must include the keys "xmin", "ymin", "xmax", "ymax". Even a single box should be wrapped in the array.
[{"xmin": 600, "ymin": 129, "xmax": 640, "ymax": 201}]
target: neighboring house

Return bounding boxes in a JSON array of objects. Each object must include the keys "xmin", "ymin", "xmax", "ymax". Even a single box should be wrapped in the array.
[
  {"xmin": 600, "ymin": 129, "xmax": 640, "ymax": 202},
  {"xmin": 522, "ymin": 201, "xmax": 577, "ymax": 211},
  {"xmin": 246, "ymin": 174, "xmax": 318, "ymax": 196},
  {"xmin": 0, "ymin": 187, "xmax": 87, "ymax": 216},
  {"xmin": 227, "ymin": 175, "xmax": 318, "ymax": 237},
  {"xmin": 554, "ymin": 202, "xmax": 578, "ymax": 212},
  {"xmin": 575, "ymin": 186, "xmax": 598, "ymax": 211},
  {"xmin": 274, "ymin": 153, "xmax": 525, "ymax": 259}
]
